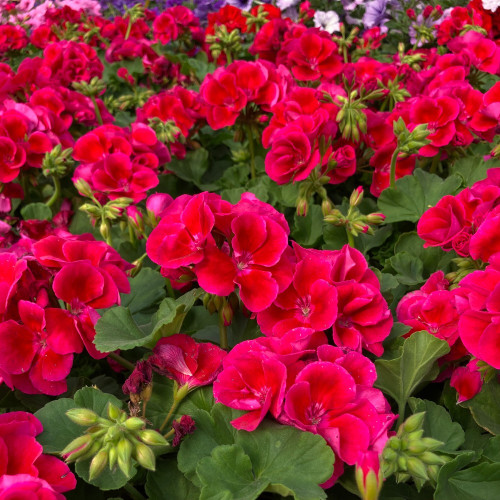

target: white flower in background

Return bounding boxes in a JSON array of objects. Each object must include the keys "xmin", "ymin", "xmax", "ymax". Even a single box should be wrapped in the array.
[
  {"xmin": 482, "ymin": 0, "xmax": 500, "ymax": 12},
  {"xmin": 313, "ymin": 10, "xmax": 341, "ymax": 34},
  {"xmin": 276, "ymin": 0, "xmax": 300, "ymax": 9}
]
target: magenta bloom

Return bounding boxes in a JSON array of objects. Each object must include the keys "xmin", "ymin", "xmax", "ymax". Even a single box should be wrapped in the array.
[
  {"xmin": 149, "ymin": 334, "xmax": 226, "ymax": 390},
  {"xmin": 195, "ymin": 212, "xmax": 291, "ymax": 312},
  {"xmin": 265, "ymin": 124, "xmax": 320, "ymax": 185},
  {"xmin": 213, "ymin": 350, "xmax": 287, "ymax": 431},
  {"xmin": 0, "ymin": 301, "xmax": 74, "ymax": 395},
  {"xmin": 257, "ymin": 249, "xmax": 338, "ymax": 336},
  {"xmin": 146, "ymin": 193, "xmax": 216, "ymax": 269},
  {"xmin": 450, "ymin": 360, "xmax": 483, "ymax": 403},
  {"xmin": 0, "ymin": 412, "xmax": 75, "ymax": 494}
]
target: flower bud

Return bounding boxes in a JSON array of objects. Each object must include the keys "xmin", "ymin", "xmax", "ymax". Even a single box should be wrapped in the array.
[
  {"xmin": 108, "ymin": 445, "xmax": 118, "ymax": 470},
  {"xmin": 365, "ymin": 212, "xmax": 386, "ymax": 225},
  {"xmin": 89, "ymin": 449, "xmax": 109, "ymax": 481},
  {"xmin": 355, "ymin": 452, "xmax": 383, "ymax": 500},
  {"xmin": 117, "ymin": 437, "xmax": 133, "ymax": 477},
  {"xmin": 401, "ymin": 412, "xmax": 425, "ymax": 434},
  {"xmin": 74, "ymin": 178, "xmax": 93, "ymax": 198},
  {"xmin": 349, "ymin": 186, "xmax": 364, "ymax": 207},
  {"xmin": 137, "ymin": 429, "xmax": 169, "ymax": 446},
  {"xmin": 321, "ymin": 198, "xmax": 333, "ymax": 217},
  {"xmin": 107, "ymin": 402, "xmax": 122, "ymax": 422},
  {"xmin": 419, "ymin": 451, "xmax": 446, "ymax": 466},
  {"xmin": 296, "ymin": 197, "xmax": 308, "ymax": 217},
  {"xmin": 62, "ymin": 434, "xmax": 94, "ymax": 461},
  {"xmin": 66, "ymin": 408, "xmax": 99, "ymax": 426},
  {"xmin": 125, "ymin": 417, "xmax": 145, "ymax": 431},
  {"xmin": 134, "ymin": 442, "xmax": 156, "ymax": 471},
  {"xmin": 406, "ymin": 457, "xmax": 429, "ymax": 480}
]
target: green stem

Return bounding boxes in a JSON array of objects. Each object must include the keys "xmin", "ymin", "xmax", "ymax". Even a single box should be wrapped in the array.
[
  {"xmin": 165, "ymin": 278, "xmax": 175, "ymax": 299},
  {"xmin": 219, "ymin": 310, "xmax": 228, "ymax": 350},
  {"xmin": 246, "ymin": 125, "xmax": 256, "ymax": 180},
  {"xmin": 429, "ymin": 155, "xmax": 440, "ymax": 174},
  {"xmin": 389, "ymin": 147, "xmax": 399, "ymax": 189},
  {"xmin": 124, "ymin": 17, "xmax": 133, "ymax": 40},
  {"xmin": 46, "ymin": 175, "xmax": 61, "ymax": 208},
  {"xmin": 108, "ymin": 352, "xmax": 135, "ymax": 371},
  {"xmin": 91, "ymin": 95, "xmax": 104, "ymax": 126},
  {"xmin": 123, "ymin": 482, "xmax": 146, "ymax": 500},
  {"xmin": 396, "ymin": 400, "xmax": 406, "ymax": 428},
  {"xmin": 159, "ymin": 399, "xmax": 180, "ymax": 433},
  {"xmin": 346, "ymin": 229, "xmax": 355, "ymax": 248},
  {"xmin": 225, "ymin": 50, "xmax": 232, "ymax": 65},
  {"xmin": 164, "ymin": 427, "xmax": 175, "ymax": 439}
]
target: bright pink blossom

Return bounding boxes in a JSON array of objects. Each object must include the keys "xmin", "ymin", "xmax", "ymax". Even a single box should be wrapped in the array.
[{"xmin": 149, "ymin": 334, "xmax": 226, "ymax": 390}]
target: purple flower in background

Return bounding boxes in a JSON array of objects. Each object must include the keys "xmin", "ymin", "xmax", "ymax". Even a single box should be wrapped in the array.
[
  {"xmin": 194, "ymin": 0, "xmax": 226, "ymax": 21},
  {"xmin": 226, "ymin": 0, "xmax": 253, "ymax": 10},
  {"xmin": 165, "ymin": 0, "xmax": 185, "ymax": 6},
  {"xmin": 363, "ymin": 0, "xmax": 391, "ymax": 30}
]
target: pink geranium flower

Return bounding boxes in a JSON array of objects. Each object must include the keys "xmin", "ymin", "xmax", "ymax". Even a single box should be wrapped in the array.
[{"xmin": 149, "ymin": 334, "xmax": 226, "ymax": 390}]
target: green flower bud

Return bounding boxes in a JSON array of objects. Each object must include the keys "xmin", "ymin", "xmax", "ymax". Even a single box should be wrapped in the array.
[
  {"xmin": 419, "ymin": 451, "xmax": 446, "ymax": 466},
  {"xmin": 89, "ymin": 449, "xmax": 109, "ymax": 481},
  {"xmin": 125, "ymin": 417, "xmax": 145, "ymax": 431},
  {"xmin": 388, "ymin": 437, "xmax": 401, "ymax": 451},
  {"xmin": 137, "ymin": 429, "xmax": 169, "ymax": 447},
  {"xmin": 397, "ymin": 455, "xmax": 408, "ymax": 471},
  {"xmin": 66, "ymin": 408, "xmax": 99, "ymax": 426},
  {"xmin": 134, "ymin": 442, "xmax": 156, "ymax": 471},
  {"xmin": 117, "ymin": 437, "xmax": 133, "ymax": 477},
  {"xmin": 108, "ymin": 445, "xmax": 118, "ymax": 470},
  {"xmin": 407, "ymin": 457, "xmax": 429, "ymax": 480},
  {"xmin": 402, "ymin": 412, "xmax": 425, "ymax": 434},
  {"xmin": 61, "ymin": 434, "xmax": 94, "ymax": 461},
  {"xmin": 107, "ymin": 402, "xmax": 122, "ymax": 422}
]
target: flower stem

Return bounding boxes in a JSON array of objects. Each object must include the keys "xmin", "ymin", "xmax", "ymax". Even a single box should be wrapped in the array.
[
  {"xmin": 246, "ymin": 125, "xmax": 256, "ymax": 180},
  {"xmin": 163, "ymin": 427, "xmax": 175, "ymax": 439},
  {"xmin": 91, "ymin": 95, "xmax": 103, "ymax": 126},
  {"xmin": 108, "ymin": 352, "xmax": 135, "ymax": 371},
  {"xmin": 46, "ymin": 175, "xmax": 61, "ymax": 208},
  {"xmin": 396, "ymin": 400, "xmax": 406, "ymax": 428},
  {"xmin": 123, "ymin": 483, "xmax": 146, "ymax": 500},
  {"xmin": 159, "ymin": 399, "xmax": 180, "ymax": 433},
  {"xmin": 346, "ymin": 229, "xmax": 355, "ymax": 248},
  {"xmin": 389, "ymin": 147, "xmax": 399, "ymax": 189},
  {"xmin": 219, "ymin": 311, "xmax": 228, "ymax": 350}
]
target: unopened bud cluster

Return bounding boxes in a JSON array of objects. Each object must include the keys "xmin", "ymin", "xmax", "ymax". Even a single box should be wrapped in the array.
[
  {"xmin": 73, "ymin": 77, "xmax": 106, "ymax": 98},
  {"xmin": 393, "ymin": 117, "xmax": 431, "ymax": 158},
  {"xmin": 324, "ymin": 186, "xmax": 386, "ymax": 238},
  {"xmin": 446, "ymin": 257, "xmax": 485, "ymax": 287},
  {"xmin": 206, "ymin": 25, "xmax": 242, "ymax": 62},
  {"xmin": 42, "ymin": 144, "xmax": 74, "ymax": 178},
  {"xmin": 382, "ymin": 412, "xmax": 449, "ymax": 490},
  {"xmin": 62, "ymin": 403, "xmax": 167, "ymax": 481},
  {"xmin": 203, "ymin": 292, "xmax": 239, "ymax": 326}
]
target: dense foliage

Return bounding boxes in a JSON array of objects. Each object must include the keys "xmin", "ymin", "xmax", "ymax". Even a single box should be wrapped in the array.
[{"xmin": 0, "ymin": 0, "xmax": 499, "ymax": 498}]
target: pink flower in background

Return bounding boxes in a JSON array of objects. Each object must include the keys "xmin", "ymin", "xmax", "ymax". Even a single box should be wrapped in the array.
[{"xmin": 149, "ymin": 334, "xmax": 226, "ymax": 390}]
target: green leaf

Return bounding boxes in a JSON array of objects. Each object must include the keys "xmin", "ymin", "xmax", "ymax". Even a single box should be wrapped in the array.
[
  {"xmin": 378, "ymin": 170, "xmax": 462, "ymax": 223},
  {"xmin": 292, "ymin": 204, "xmax": 324, "ymax": 247},
  {"xmin": 34, "ymin": 398, "xmax": 79, "ymax": 453},
  {"xmin": 375, "ymin": 331, "xmax": 450, "ymax": 413},
  {"xmin": 233, "ymin": 420, "xmax": 334, "ymax": 500},
  {"xmin": 21, "ymin": 202, "xmax": 52, "ymax": 221},
  {"xmin": 179, "ymin": 405, "xmax": 334, "ymax": 499},
  {"xmin": 435, "ymin": 455, "xmax": 500, "ymax": 500},
  {"xmin": 178, "ymin": 405, "xmax": 238, "ymax": 486},
  {"xmin": 120, "ymin": 267, "xmax": 166, "ymax": 314},
  {"xmin": 94, "ymin": 306, "xmax": 148, "ymax": 352},
  {"xmin": 388, "ymin": 252, "xmax": 424, "ymax": 285},
  {"xmin": 483, "ymin": 435, "xmax": 500, "ymax": 462},
  {"xmin": 72, "ymin": 386, "xmax": 123, "ymax": 415},
  {"xmin": 146, "ymin": 457, "xmax": 200, "ymax": 500},
  {"xmin": 408, "ymin": 398, "xmax": 465, "ymax": 452},
  {"xmin": 450, "ymin": 143, "xmax": 499, "ymax": 187},
  {"xmin": 167, "ymin": 149, "xmax": 215, "ymax": 190},
  {"xmin": 393, "ymin": 232, "xmax": 455, "ymax": 277},
  {"xmin": 198, "ymin": 444, "xmax": 267, "ymax": 500},
  {"xmin": 461, "ymin": 378, "xmax": 500, "ymax": 435}
]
